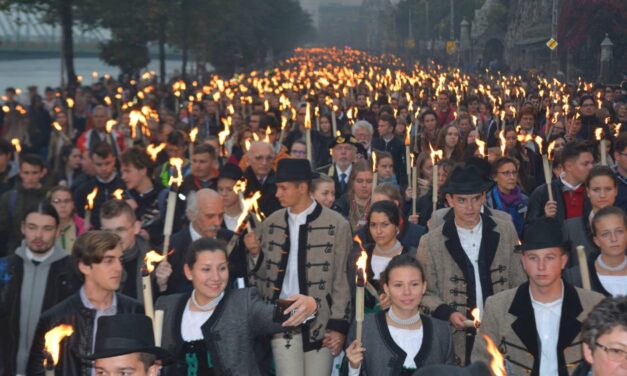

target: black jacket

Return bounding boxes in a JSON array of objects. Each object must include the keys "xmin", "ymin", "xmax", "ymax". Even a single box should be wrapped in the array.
[
  {"xmin": 526, "ymin": 178, "xmax": 591, "ymax": 229},
  {"xmin": 243, "ymin": 167, "xmax": 281, "ymax": 218},
  {"xmin": 27, "ymin": 292, "xmax": 143, "ymax": 376},
  {"xmin": 371, "ymin": 136, "xmax": 409, "ymax": 188},
  {"xmin": 74, "ymin": 175, "xmax": 126, "ymax": 229},
  {"xmin": 315, "ymin": 163, "xmax": 352, "ymax": 199},
  {"xmin": 0, "ymin": 254, "xmax": 81, "ymax": 376}
]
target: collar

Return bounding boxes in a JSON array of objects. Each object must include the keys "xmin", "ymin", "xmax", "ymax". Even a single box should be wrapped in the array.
[
  {"xmin": 455, "ymin": 218, "xmax": 482, "ymax": 234},
  {"xmin": 382, "ymin": 135, "xmax": 394, "ymax": 143},
  {"xmin": 288, "ymin": 200, "xmax": 317, "ymax": 221},
  {"xmin": 336, "ymin": 164, "xmax": 352, "ymax": 177},
  {"xmin": 97, "ymin": 172, "xmax": 117, "ymax": 184},
  {"xmin": 189, "ymin": 222, "xmax": 202, "ymax": 242},
  {"xmin": 25, "ymin": 246, "xmax": 54, "ymax": 263},
  {"xmin": 559, "ymin": 173, "xmax": 582, "ymax": 191},
  {"xmin": 529, "ymin": 280, "xmax": 564, "ymax": 312},
  {"xmin": 79, "ymin": 286, "xmax": 117, "ymax": 312}
]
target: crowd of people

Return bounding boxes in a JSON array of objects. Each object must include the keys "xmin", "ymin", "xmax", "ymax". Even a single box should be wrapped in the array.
[{"xmin": 0, "ymin": 47, "xmax": 626, "ymax": 376}]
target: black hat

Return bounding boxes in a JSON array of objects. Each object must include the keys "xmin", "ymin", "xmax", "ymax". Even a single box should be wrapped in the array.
[
  {"xmin": 218, "ymin": 163, "xmax": 243, "ymax": 181},
  {"xmin": 415, "ymin": 362, "xmax": 491, "ymax": 376},
  {"xmin": 441, "ymin": 165, "xmax": 494, "ymax": 195},
  {"xmin": 84, "ymin": 314, "xmax": 173, "ymax": 363},
  {"xmin": 466, "ymin": 157, "xmax": 492, "ymax": 182},
  {"xmin": 275, "ymin": 158, "xmax": 319, "ymax": 183},
  {"xmin": 520, "ymin": 217, "xmax": 565, "ymax": 252},
  {"xmin": 329, "ymin": 134, "xmax": 359, "ymax": 149}
]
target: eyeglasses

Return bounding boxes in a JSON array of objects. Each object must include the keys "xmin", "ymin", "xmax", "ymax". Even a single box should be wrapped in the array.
[
  {"xmin": 595, "ymin": 342, "xmax": 627, "ymax": 362},
  {"xmin": 51, "ymin": 198, "xmax": 73, "ymax": 205},
  {"xmin": 617, "ymin": 152, "xmax": 627, "ymax": 158},
  {"xmin": 291, "ymin": 150, "xmax": 306, "ymax": 156},
  {"xmin": 497, "ymin": 170, "xmax": 518, "ymax": 177},
  {"xmin": 253, "ymin": 155, "xmax": 274, "ymax": 162}
]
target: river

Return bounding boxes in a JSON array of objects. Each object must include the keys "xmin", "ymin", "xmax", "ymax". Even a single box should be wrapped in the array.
[{"xmin": 0, "ymin": 57, "xmax": 185, "ymax": 91}]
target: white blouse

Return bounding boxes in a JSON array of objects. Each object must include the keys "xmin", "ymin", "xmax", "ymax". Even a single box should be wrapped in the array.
[
  {"xmin": 598, "ymin": 274, "xmax": 627, "ymax": 297},
  {"xmin": 371, "ymin": 255, "xmax": 391, "ymax": 280},
  {"xmin": 181, "ymin": 304, "xmax": 214, "ymax": 342}
]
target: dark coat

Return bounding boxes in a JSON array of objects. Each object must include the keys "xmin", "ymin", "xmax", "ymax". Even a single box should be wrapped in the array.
[
  {"xmin": 73, "ymin": 175, "xmax": 126, "ymax": 229},
  {"xmin": 0, "ymin": 254, "xmax": 80, "ymax": 376},
  {"xmin": 526, "ymin": 178, "xmax": 591, "ymax": 229},
  {"xmin": 315, "ymin": 163, "xmax": 353, "ymax": 199},
  {"xmin": 354, "ymin": 220, "xmax": 426, "ymax": 250},
  {"xmin": 26, "ymin": 292, "xmax": 143, "ymax": 376},
  {"xmin": 371, "ymin": 136, "xmax": 409, "ymax": 188},
  {"xmin": 563, "ymin": 212, "xmax": 598, "ymax": 269},
  {"xmin": 156, "ymin": 288, "xmax": 286, "ymax": 376},
  {"xmin": 341, "ymin": 313, "xmax": 456, "ymax": 375},
  {"xmin": 243, "ymin": 167, "xmax": 281, "ymax": 218}
]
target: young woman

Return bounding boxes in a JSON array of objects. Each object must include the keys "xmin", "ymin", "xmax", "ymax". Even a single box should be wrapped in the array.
[
  {"xmin": 417, "ymin": 110, "xmax": 438, "ymax": 152},
  {"xmin": 486, "ymin": 157, "xmax": 528, "ymax": 238},
  {"xmin": 564, "ymin": 165, "xmax": 617, "ymax": 265},
  {"xmin": 156, "ymin": 238, "xmax": 317, "ymax": 376},
  {"xmin": 311, "ymin": 174, "xmax": 336, "ymax": 208},
  {"xmin": 435, "ymin": 124, "xmax": 463, "ymax": 162},
  {"xmin": 334, "ymin": 160, "xmax": 373, "ymax": 231},
  {"xmin": 51, "ymin": 145, "xmax": 83, "ymax": 187},
  {"xmin": 503, "ymin": 126, "xmax": 540, "ymax": 194},
  {"xmin": 564, "ymin": 206, "xmax": 627, "ymax": 297},
  {"xmin": 375, "ymin": 151, "xmax": 398, "ymax": 187},
  {"xmin": 343, "ymin": 255, "xmax": 455, "ymax": 375},
  {"xmin": 49, "ymin": 185, "xmax": 86, "ymax": 252}
]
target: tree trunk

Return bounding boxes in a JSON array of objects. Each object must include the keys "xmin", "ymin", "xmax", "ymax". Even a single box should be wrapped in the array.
[
  {"xmin": 158, "ymin": 18, "xmax": 166, "ymax": 86},
  {"xmin": 58, "ymin": 0, "xmax": 77, "ymax": 94},
  {"xmin": 180, "ymin": 0, "xmax": 190, "ymax": 79}
]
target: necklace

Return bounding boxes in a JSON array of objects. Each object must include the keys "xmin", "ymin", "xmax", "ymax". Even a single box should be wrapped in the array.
[
  {"xmin": 387, "ymin": 307, "xmax": 421, "ymax": 326},
  {"xmin": 596, "ymin": 255, "xmax": 627, "ymax": 272},
  {"xmin": 374, "ymin": 241, "xmax": 402, "ymax": 256},
  {"xmin": 190, "ymin": 290, "xmax": 224, "ymax": 312}
]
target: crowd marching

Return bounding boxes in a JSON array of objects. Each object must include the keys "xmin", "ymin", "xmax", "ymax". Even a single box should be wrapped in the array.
[{"xmin": 0, "ymin": 47, "xmax": 626, "ymax": 376}]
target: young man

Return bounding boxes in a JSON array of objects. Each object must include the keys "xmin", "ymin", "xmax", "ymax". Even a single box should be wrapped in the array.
[
  {"xmin": 315, "ymin": 134, "xmax": 358, "ymax": 199},
  {"xmin": 371, "ymin": 113, "xmax": 408, "ymax": 188},
  {"xmin": 88, "ymin": 314, "xmax": 171, "ymax": 376},
  {"xmin": 120, "ymin": 146, "xmax": 168, "ymax": 245},
  {"xmin": 527, "ymin": 140, "xmax": 594, "ymax": 226},
  {"xmin": 27, "ymin": 231, "xmax": 143, "ymax": 375},
  {"xmin": 0, "ymin": 154, "xmax": 48, "ymax": 255},
  {"xmin": 472, "ymin": 217, "xmax": 605, "ymax": 375},
  {"xmin": 179, "ymin": 143, "xmax": 218, "ymax": 198},
  {"xmin": 244, "ymin": 158, "xmax": 352, "ymax": 375},
  {"xmin": 74, "ymin": 142, "xmax": 126, "ymax": 229},
  {"xmin": 417, "ymin": 165, "xmax": 526, "ymax": 365},
  {"xmin": 0, "ymin": 202, "xmax": 80, "ymax": 376},
  {"xmin": 100, "ymin": 199, "xmax": 150, "ymax": 303},
  {"xmin": 578, "ymin": 296, "xmax": 627, "ymax": 376},
  {"xmin": 155, "ymin": 188, "xmax": 246, "ymax": 295},
  {"xmin": 216, "ymin": 163, "xmax": 243, "ymax": 232}
]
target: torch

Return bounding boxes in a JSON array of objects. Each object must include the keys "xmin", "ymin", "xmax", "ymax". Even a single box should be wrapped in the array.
[
  {"xmin": 354, "ymin": 236, "xmax": 368, "ymax": 343},
  {"xmin": 11, "ymin": 138, "xmax": 21, "ymax": 165},
  {"xmin": 404, "ymin": 124, "xmax": 411, "ymax": 180},
  {"xmin": 595, "ymin": 128, "xmax": 607, "ymax": 166},
  {"xmin": 541, "ymin": 138, "xmax": 554, "ymax": 203},
  {"xmin": 112, "ymin": 188, "xmax": 125, "ymax": 200},
  {"xmin": 331, "ymin": 104, "xmax": 338, "ymax": 135},
  {"xmin": 146, "ymin": 143, "xmax": 166, "ymax": 162},
  {"xmin": 142, "ymin": 250, "xmax": 166, "ymax": 321},
  {"xmin": 43, "ymin": 324, "xmax": 74, "ymax": 376},
  {"xmin": 305, "ymin": 102, "xmax": 313, "ymax": 162},
  {"xmin": 476, "ymin": 139, "xmax": 487, "ymax": 160},
  {"xmin": 429, "ymin": 143, "xmax": 443, "ymax": 212},
  {"xmin": 189, "ymin": 127, "xmax": 199, "ymax": 156},
  {"xmin": 482, "ymin": 334, "xmax": 507, "ymax": 376},
  {"xmin": 411, "ymin": 153, "xmax": 418, "ymax": 216},
  {"xmin": 371, "ymin": 152, "xmax": 377, "ymax": 196},
  {"xmin": 84, "ymin": 187, "xmax": 98, "ymax": 230},
  {"xmin": 218, "ymin": 126, "xmax": 231, "ymax": 158},
  {"xmin": 66, "ymin": 97, "xmax": 74, "ymax": 138},
  {"xmin": 105, "ymin": 120, "xmax": 117, "ymax": 146},
  {"xmin": 162, "ymin": 158, "xmax": 184, "ymax": 255},
  {"xmin": 225, "ymin": 190, "xmax": 262, "ymax": 256},
  {"xmin": 464, "ymin": 307, "xmax": 481, "ymax": 328},
  {"xmin": 52, "ymin": 122, "xmax": 71, "ymax": 144},
  {"xmin": 498, "ymin": 129, "xmax": 507, "ymax": 157},
  {"xmin": 577, "ymin": 245, "xmax": 592, "ymax": 290}
]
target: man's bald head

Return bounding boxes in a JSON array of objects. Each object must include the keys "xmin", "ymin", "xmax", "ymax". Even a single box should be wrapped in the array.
[
  {"xmin": 187, "ymin": 189, "xmax": 224, "ymax": 238},
  {"xmin": 248, "ymin": 141, "xmax": 275, "ymax": 177},
  {"xmin": 92, "ymin": 105, "xmax": 110, "ymax": 131}
]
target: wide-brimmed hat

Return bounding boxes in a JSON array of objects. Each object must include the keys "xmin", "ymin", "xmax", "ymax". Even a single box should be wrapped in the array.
[
  {"xmin": 218, "ymin": 163, "xmax": 243, "ymax": 181},
  {"xmin": 441, "ymin": 165, "xmax": 494, "ymax": 195},
  {"xmin": 329, "ymin": 134, "xmax": 359, "ymax": 149},
  {"xmin": 275, "ymin": 158, "xmax": 319, "ymax": 183},
  {"xmin": 520, "ymin": 217, "xmax": 565, "ymax": 252},
  {"xmin": 84, "ymin": 314, "xmax": 173, "ymax": 364}
]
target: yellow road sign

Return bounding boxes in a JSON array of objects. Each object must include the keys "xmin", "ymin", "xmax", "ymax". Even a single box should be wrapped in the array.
[{"xmin": 546, "ymin": 38, "xmax": 558, "ymax": 50}]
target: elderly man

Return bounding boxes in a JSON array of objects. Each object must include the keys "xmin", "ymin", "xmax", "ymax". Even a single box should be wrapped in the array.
[
  {"xmin": 245, "ymin": 158, "xmax": 352, "ymax": 376},
  {"xmin": 417, "ymin": 165, "xmax": 526, "ymax": 365},
  {"xmin": 316, "ymin": 134, "xmax": 358, "ymax": 198},
  {"xmin": 244, "ymin": 141, "xmax": 281, "ymax": 217},
  {"xmin": 76, "ymin": 105, "xmax": 125, "ymax": 157},
  {"xmin": 155, "ymin": 188, "xmax": 246, "ymax": 295},
  {"xmin": 472, "ymin": 218, "xmax": 604, "ymax": 376},
  {"xmin": 352, "ymin": 120, "xmax": 374, "ymax": 160}
]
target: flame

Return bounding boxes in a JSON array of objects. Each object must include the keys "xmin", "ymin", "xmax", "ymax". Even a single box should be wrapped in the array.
[
  {"xmin": 471, "ymin": 308, "xmax": 481, "ymax": 327},
  {"xmin": 404, "ymin": 124, "xmax": 411, "ymax": 145},
  {"xmin": 190, "ymin": 127, "xmax": 199, "ymax": 143},
  {"xmin": 476, "ymin": 139, "xmax": 486, "ymax": 158},
  {"xmin": 372, "ymin": 152, "xmax": 377, "ymax": 173},
  {"xmin": 11, "ymin": 138, "xmax": 21, "ymax": 153},
  {"xmin": 304, "ymin": 103, "xmax": 312, "ymax": 129},
  {"xmin": 168, "ymin": 158, "xmax": 184, "ymax": 187},
  {"xmin": 547, "ymin": 140, "xmax": 556, "ymax": 159},
  {"xmin": 483, "ymin": 334, "xmax": 506, "ymax": 376},
  {"xmin": 244, "ymin": 139, "xmax": 251, "ymax": 151},
  {"xmin": 594, "ymin": 128, "xmax": 603, "ymax": 141},
  {"xmin": 428, "ymin": 142, "xmax": 443, "ymax": 164},
  {"xmin": 263, "ymin": 127, "xmax": 272, "ymax": 143},
  {"xmin": 44, "ymin": 324, "xmax": 74, "ymax": 367},
  {"xmin": 52, "ymin": 121, "xmax": 63, "ymax": 132},
  {"xmin": 233, "ymin": 179, "xmax": 247, "ymax": 195},
  {"xmin": 534, "ymin": 136, "xmax": 543, "ymax": 154},
  {"xmin": 353, "ymin": 235, "xmax": 368, "ymax": 285},
  {"xmin": 2, "ymin": 105, "xmax": 9, "ymax": 113},
  {"xmin": 112, "ymin": 189, "xmax": 124, "ymax": 200},
  {"xmin": 235, "ymin": 191, "xmax": 262, "ymax": 230},
  {"xmin": 106, "ymin": 120, "xmax": 117, "ymax": 133},
  {"xmin": 144, "ymin": 250, "xmax": 166, "ymax": 273},
  {"xmin": 66, "ymin": 98, "xmax": 74, "ymax": 108},
  {"xmin": 146, "ymin": 143, "xmax": 166, "ymax": 161},
  {"xmin": 499, "ymin": 129, "xmax": 507, "ymax": 156},
  {"xmin": 218, "ymin": 126, "xmax": 231, "ymax": 145},
  {"xmin": 86, "ymin": 187, "xmax": 98, "ymax": 210},
  {"xmin": 104, "ymin": 96, "xmax": 112, "ymax": 106}
]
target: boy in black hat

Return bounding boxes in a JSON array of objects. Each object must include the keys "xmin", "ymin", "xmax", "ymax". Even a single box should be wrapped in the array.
[
  {"xmin": 472, "ymin": 217, "xmax": 604, "ymax": 375},
  {"xmin": 315, "ymin": 133, "xmax": 359, "ymax": 198},
  {"xmin": 244, "ymin": 158, "xmax": 352, "ymax": 375},
  {"xmin": 216, "ymin": 163, "xmax": 243, "ymax": 232},
  {"xmin": 88, "ymin": 314, "xmax": 171, "ymax": 376},
  {"xmin": 417, "ymin": 165, "xmax": 527, "ymax": 365}
]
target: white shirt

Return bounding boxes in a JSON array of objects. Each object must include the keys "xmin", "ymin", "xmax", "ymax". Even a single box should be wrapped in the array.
[
  {"xmin": 223, "ymin": 213, "xmax": 240, "ymax": 232},
  {"xmin": 530, "ymin": 285, "xmax": 564, "ymax": 376},
  {"xmin": 181, "ymin": 304, "xmax": 214, "ymax": 341},
  {"xmin": 280, "ymin": 200, "xmax": 317, "ymax": 298},
  {"xmin": 456, "ymin": 220, "xmax": 484, "ymax": 313},
  {"xmin": 371, "ymin": 255, "xmax": 391, "ymax": 280},
  {"xmin": 560, "ymin": 174, "xmax": 582, "ymax": 191},
  {"xmin": 598, "ymin": 274, "xmax": 627, "ymax": 296},
  {"xmin": 337, "ymin": 164, "xmax": 352, "ymax": 183},
  {"xmin": 189, "ymin": 223, "xmax": 202, "ymax": 242}
]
